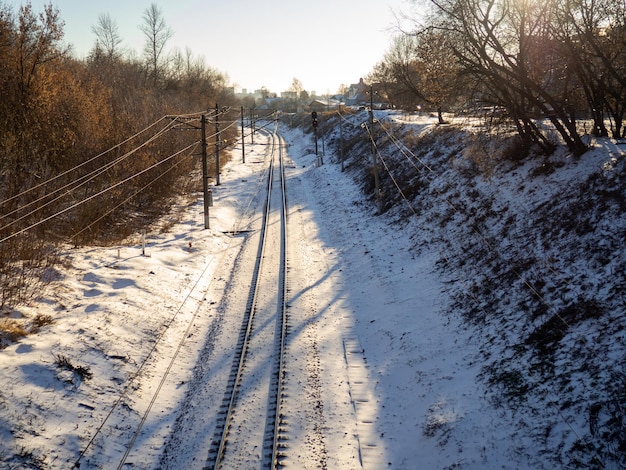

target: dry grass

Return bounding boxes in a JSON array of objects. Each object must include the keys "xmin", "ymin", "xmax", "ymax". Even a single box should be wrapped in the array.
[
  {"xmin": 30, "ymin": 314, "xmax": 54, "ymax": 333},
  {"xmin": 462, "ymin": 133, "xmax": 525, "ymax": 177},
  {"xmin": 0, "ymin": 319, "xmax": 29, "ymax": 347},
  {"xmin": 0, "ymin": 313, "xmax": 53, "ymax": 347}
]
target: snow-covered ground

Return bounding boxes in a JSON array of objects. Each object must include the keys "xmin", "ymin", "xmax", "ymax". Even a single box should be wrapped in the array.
[{"xmin": 1, "ymin": 112, "xmax": 625, "ymax": 469}]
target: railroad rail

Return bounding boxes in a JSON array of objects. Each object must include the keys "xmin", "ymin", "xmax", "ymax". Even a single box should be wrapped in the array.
[{"xmin": 205, "ymin": 125, "xmax": 289, "ymax": 469}]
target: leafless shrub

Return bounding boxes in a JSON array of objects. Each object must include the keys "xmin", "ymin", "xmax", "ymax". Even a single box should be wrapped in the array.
[
  {"xmin": 31, "ymin": 314, "xmax": 54, "ymax": 333},
  {"xmin": 53, "ymin": 353, "xmax": 93, "ymax": 381},
  {"xmin": 462, "ymin": 132, "xmax": 529, "ymax": 178},
  {"xmin": 0, "ymin": 234, "xmax": 59, "ymax": 310},
  {"xmin": 462, "ymin": 134, "xmax": 499, "ymax": 177},
  {"xmin": 14, "ymin": 447, "xmax": 47, "ymax": 470}
]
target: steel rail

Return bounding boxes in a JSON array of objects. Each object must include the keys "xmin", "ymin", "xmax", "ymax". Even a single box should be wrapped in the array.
[{"xmin": 208, "ymin": 123, "xmax": 289, "ymax": 470}]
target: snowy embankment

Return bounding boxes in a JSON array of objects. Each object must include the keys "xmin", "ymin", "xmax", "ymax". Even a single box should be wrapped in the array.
[
  {"xmin": 0, "ymin": 111, "xmax": 624, "ymax": 469},
  {"xmin": 0, "ymin": 144, "xmax": 267, "ymax": 468},
  {"xmin": 318, "ymin": 110, "xmax": 626, "ymax": 469}
]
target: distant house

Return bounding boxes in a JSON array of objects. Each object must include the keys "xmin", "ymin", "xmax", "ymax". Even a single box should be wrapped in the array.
[
  {"xmin": 281, "ymin": 91, "xmax": 298, "ymax": 100},
  {"xmin": 255, "ymin": 97, "xmax": 283, "ymax": 111},
  {"xmin": 343, "ymin": 78, "xmax": 389, "ymax": 108},
  {"xmin": 345, "ymin": 78, "xmax": 371, "ymax": 107},
  {"xmin": 308, "ymin": 98, "xmax": 343, "ymax": 112}
]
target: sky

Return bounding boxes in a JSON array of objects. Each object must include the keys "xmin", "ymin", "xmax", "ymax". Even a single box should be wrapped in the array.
[{"xmin": 6, "ymin": 0, "xmax": 417, "ymax": 94}]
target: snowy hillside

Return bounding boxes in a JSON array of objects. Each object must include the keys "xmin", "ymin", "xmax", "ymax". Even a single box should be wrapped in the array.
[{"xmin": 311, "ymin": 110, "xmax": 626, "ymax": 468}]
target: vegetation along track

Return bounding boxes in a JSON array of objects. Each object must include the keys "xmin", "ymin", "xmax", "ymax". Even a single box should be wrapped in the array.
[{"xmin": 206, "ymin": 124, "xmax": 291, "ymax": 469}]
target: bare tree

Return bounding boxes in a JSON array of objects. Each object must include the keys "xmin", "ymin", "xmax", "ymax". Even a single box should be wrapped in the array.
[
  {"xmin": 289, "ymin": 77, "xmax": 303, "ymax": 94},
  {"xmin": 374, "ymin": 35, "xmax": 430, "ymax": 110},
  {"xmin": 289, "ymin": 77, "xmax": 305, "ymax": 102},
  {"xmin": 15, "ymin": 3, "xmax": 65, "ymax": 97},
  {"xmin": 556, "ymin": 0, "xmax": 626, "ymax": 138},
  {"xmin": 429, "ymin": 0, "xmax": 588, "ymax": 156},
  {"xmin": 91, "ymin": 13, "xmax": 122, "ymax": 60},
  {"xmin": 370, "ymin": 31, "xmax": 462, "ymax": 122},
  {"xmin": 139, "ymin": 3, "xmax": 173, "ymax": 87}
]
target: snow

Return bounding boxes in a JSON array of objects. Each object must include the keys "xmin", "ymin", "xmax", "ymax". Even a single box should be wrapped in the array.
[{"xmin": 1, "ymin": 111, "xmax": 625, "ymax": 469}]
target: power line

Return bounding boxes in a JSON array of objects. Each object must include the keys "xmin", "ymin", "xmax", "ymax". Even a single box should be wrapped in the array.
[
  {"xmin": 71, "ymin": 142, "xmax": 200, "ymax": 242},
  {"xmin": 0, "ymin": 140, "xmax": 200, "ymax": 244},
  {"xmin": 0, "ymin": 118, "xmax": 180, "ymax": 232},
  {"xmin": 0, "ymin": 107, "xmax": 236, "ymax": 241},
  {"xmin": 0, "ymin": 115, "xmax": 172, "ymax": 209}
]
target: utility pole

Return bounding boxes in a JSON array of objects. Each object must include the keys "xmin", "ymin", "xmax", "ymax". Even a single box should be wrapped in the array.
[
  {"xmin": 339, "ymin": 109, "xmax": 345, "ymax": 172},
  {"xmin": 369, "ymin": 85, "xmax": 381, "ymax": 212},
  {"xmin": 201, "ymin": 114, "xmax": 210, "ymax": 229},
  {"xmin": 215, "ymin": 103, "xmax": 221, "ymax": 186},
  {"xmin": 250, "ymin": 106, "xmax": 255, "ymax": 144},
  {"xmin": 169, "ymin": 113, "xmax": 213, "ymax": 228},
  {"xmin": 240, "ymin": 106, "xmax": 246, "ymax": 163}
]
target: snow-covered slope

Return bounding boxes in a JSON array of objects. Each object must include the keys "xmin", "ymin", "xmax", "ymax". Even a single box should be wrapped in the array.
[
  {"xmin": 315, "ymin": 110, "xmax": 626, "ymax": 469},
  {"xmin": 0, "ymin": 111, "xmax": 624, "ymax": 469}
]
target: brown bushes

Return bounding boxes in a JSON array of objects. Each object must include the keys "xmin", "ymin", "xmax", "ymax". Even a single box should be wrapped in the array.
[{"xmin": 0, "ymin": 3, "xmax": 236, "ymax": 311}]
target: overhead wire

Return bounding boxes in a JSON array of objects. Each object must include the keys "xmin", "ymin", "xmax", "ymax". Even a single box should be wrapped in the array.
[
  {"xmin": 0, "ymin": 139, "xmax": 200, "ymax": 244},
  {"xmin": 115, "ymin": 118, "xmax": 280, "ymax": 469},
  {"xmin": 378, "ymin": 119, "xmax": 574, "ymax": 326},
  {"xmin": 1, "ymin": 108, "xmax": 219, "ymax": 222},
  {"xmin": 166, "ymin": 107, "xmax": 218, "ymax": 120},
  {"xmin": 115, "ymin": 244, "xmax": 219, "ymax": 469},
  {"xmin": 278, "ymin": 109, "xmax": 599, "ymax": 463},
  {"xmin": 0, "ymin": 115, "xmax": 171, "ymax": 209},
  {"xmin": 76, "ymin": 113, "xmax": 270, "ymax": 466},
  {"xmin": 0, "ymin": 117, "xmax": 180, "ymax": 232},
  {"xmin": 362, "ymin": 122, "xmax": 417, "ymax": 216},
  {"xmin": 71, "ymin": 142, "xmax": 204, "ymax": 469},
  {"xmin": 0, "ymin": 107, "xmax": 236, "ymax": 242},
  {"xmin": 70, "ymin": 141, "xmax": 200, "ymax": 242},
  {"xmin": 2, "ymin": 105, "xmax": 267, "ymax": 464}
]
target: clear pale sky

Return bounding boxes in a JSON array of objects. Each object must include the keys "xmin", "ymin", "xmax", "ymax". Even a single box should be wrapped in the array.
[{"xmin": 7, "ymin": 0, "xmax": 418, "ymax": 94}]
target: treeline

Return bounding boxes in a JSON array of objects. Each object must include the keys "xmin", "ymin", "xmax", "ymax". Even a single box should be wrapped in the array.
[
  {"xmin": 0, "ymin": 2, "xmax": 236, "ymax": 309},
  {"xmin": 371, "ymin": 0, "xmax": 626, "ymax": 157}
]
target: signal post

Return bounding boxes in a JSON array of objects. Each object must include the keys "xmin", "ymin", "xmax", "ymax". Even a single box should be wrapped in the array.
[{"xmin": 312, "ymin": 111, "xmax": 322, "ymax": 166}]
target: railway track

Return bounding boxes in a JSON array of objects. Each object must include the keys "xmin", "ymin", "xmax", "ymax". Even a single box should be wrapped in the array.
[
  {"xmin": 73, "ymin": 122, "xmax": 301, "ymax": 470},
  {"xmin": 205, "ymin": 125, "xmax": 290, "ymax": 469}
]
